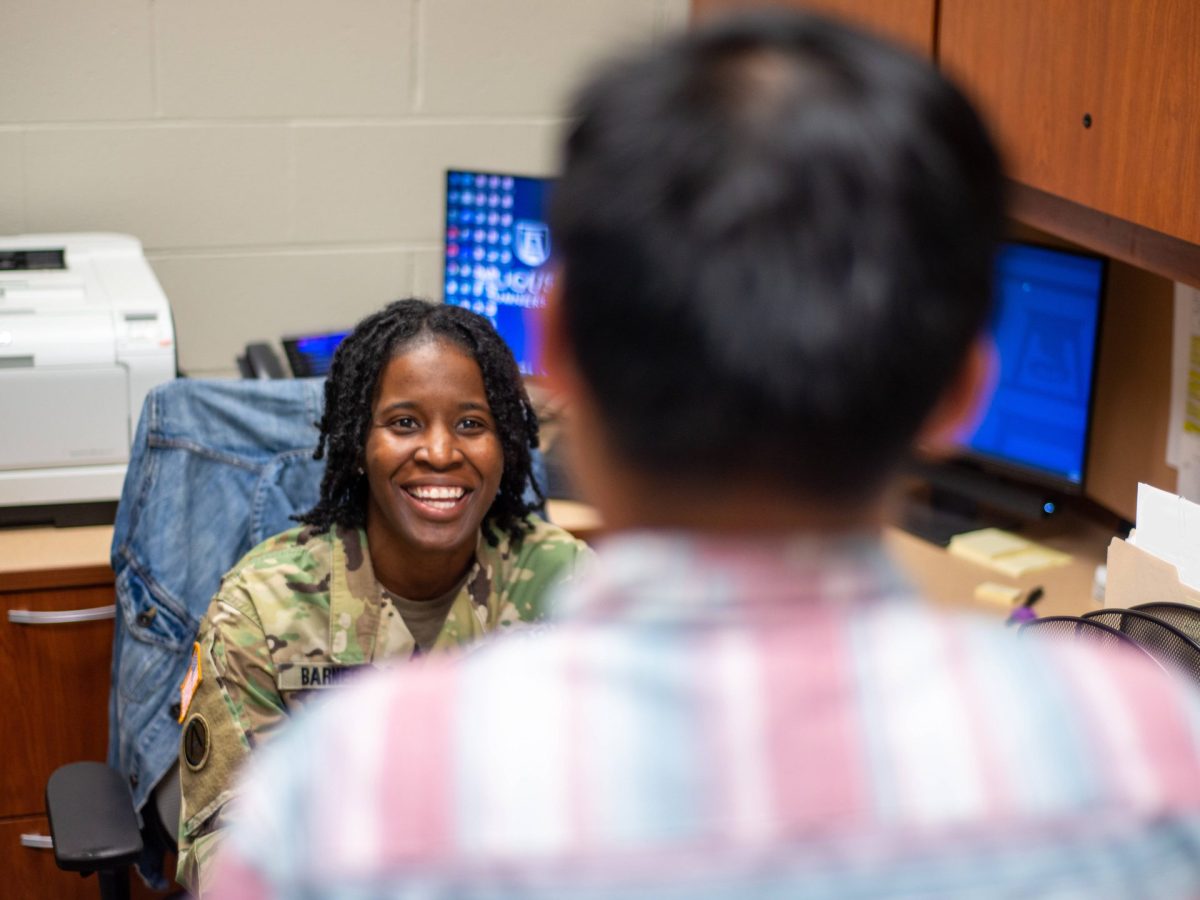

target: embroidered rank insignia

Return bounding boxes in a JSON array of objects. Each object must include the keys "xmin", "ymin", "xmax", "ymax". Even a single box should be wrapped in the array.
[
  {"xmin": 182, "ymin": 714, "xmax": 210, "ymax": 771},
  {"xmin": 178, "ymin": 641, "xmax": 202, "ymax": 722}
]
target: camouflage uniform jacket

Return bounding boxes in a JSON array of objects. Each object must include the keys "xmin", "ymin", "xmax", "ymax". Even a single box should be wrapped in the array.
[{"xmin": 176, "ymin": 516, "xmax": 589, "ymax": 894}]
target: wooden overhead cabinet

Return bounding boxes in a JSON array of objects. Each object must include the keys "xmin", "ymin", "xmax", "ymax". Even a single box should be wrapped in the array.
[
  {"xmin": 940, "ymin": 0, "xmax": 1200, "ymax": 248},
  {"xmin": 691, "ymin": 0, "xmax": 937, "ymax": 59}
]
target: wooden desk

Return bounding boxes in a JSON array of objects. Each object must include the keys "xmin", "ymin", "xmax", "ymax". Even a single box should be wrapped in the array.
[
  {"xmin": 0, "ymin": 504, "xmax": 1115, "ymax": 616},
  {"xmin": 884, "ymin": 513, "xmax": 1114, "ymax": 619},
  {"xmin": 0, "ymin": 525, "xmax": 113, "ymax": 590},
  {"xmin": 546, "ymin": 502, "xmax": 1116, "ymax": 620}
]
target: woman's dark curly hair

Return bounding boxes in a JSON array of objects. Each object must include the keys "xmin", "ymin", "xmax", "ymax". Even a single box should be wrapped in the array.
[{"xmin": 297, "ymin": 299, "xmax": 542, "ymax": 546}]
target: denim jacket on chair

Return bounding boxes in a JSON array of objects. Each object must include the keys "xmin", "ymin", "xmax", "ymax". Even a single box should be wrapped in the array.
[{"xmin": 107, "ymin": 378, "xmax": 326, "ymax": 823}]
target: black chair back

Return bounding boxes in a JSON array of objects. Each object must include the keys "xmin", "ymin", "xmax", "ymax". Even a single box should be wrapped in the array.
[
  {"xmin": 1083, "ymin": 608, "xmax": 1200, "ymax": 685},
  {"xmin": 1130, "ymin": 602, "xmax": 1200, "ymax": 643},
  {"xmin": 1018, "ymin": 615, "xmax": 1157, "ymax": 662}
]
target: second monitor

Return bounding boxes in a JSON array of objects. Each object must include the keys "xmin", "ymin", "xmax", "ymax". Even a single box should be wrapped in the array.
[
  {"xmin": 442, "ymin": 169, "xmax": 555, "ymax": 377},
  {"xmin": 961, "ymin": 241, "xmax": 1106, "ymax": 491},
  {"xmin": 903, "ymin": 240, "xmax": 1106, "ymax": 543}
]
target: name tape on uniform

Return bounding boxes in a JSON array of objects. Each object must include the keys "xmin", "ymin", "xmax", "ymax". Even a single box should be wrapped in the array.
[{"xmin": 277, "ymin": 664, "xmax": 360, "ymax": 691}]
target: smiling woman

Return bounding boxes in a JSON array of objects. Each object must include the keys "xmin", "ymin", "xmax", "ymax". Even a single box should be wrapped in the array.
[
  {"xmin": 174, "ymin": 299, "xmax": 591, "ymax": 896},
  {"xmin": 363, "ymin": 339, "xmax": 506, "ymax": 600}
]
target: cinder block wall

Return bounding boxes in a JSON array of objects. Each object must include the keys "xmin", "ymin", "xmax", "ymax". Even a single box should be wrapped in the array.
[{"xmin": 0, "ymin": 0, "xmax": 688, "ymax": 375}]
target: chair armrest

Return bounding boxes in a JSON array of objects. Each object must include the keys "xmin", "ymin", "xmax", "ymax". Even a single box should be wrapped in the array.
[{"xmin": 45, "ymin": 762, "xmax": 143, "ymax": 873}]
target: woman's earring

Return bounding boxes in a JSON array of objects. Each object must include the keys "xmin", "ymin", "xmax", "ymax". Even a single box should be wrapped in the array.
[{"xmin": 357, "ymin": 466, "xmax": 365, "ymax": 476}]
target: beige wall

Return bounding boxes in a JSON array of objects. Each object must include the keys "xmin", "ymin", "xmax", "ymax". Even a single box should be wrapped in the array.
[{"xmin": 0, "ymin": 0, "xmax": 689, "ymax": 375}]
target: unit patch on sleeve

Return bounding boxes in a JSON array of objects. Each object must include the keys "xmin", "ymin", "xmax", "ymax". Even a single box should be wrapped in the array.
[{"xmin": 182, "ymin": 714, "xmax": 210, "ymax": 772}]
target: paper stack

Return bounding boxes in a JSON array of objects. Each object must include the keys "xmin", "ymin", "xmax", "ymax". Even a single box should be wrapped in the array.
[{"xmin": 1106, "ymin": 484, "xmax": 1200, "ymax": 608}]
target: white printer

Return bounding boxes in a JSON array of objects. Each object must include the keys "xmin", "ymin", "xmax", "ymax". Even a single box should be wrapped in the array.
[{"xmin": 0, "ymin": 233, "xmax": 176, "ymax": 524}]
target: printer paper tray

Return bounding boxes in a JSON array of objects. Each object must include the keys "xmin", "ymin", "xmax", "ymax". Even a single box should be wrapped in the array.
[{"xmin": 0, "ymin": 365, "xmax": 129, "ymax": 472}]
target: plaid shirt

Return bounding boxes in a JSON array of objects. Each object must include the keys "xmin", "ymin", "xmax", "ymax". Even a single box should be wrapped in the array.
[{"xmin": 211, "ymin": 531, "xmax": 1200, "ymax": 898}]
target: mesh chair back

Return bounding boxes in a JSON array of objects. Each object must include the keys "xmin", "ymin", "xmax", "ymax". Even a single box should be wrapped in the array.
[
  {"xmin": 1018, "ymin": 615, "xmax": 1155, "ymax": 659},
  {"xmin": 1083, "ymin": 608, "xmax": 1200, "ymax": 685},
  {"xmin": 1130, "ymin": 602, "xmax": 1200, "ymax": 644}
]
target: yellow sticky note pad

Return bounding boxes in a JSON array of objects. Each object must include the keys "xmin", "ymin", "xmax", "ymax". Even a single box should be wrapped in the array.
[
  {"xmin": 951, "ymin": 528, "xmax": 1029, "ymax": 560},
  {"xmin": 974, "ymin": 581, "xmax": 1023, "ymax": 607},
  {"xmin": 989, "ymin": 546, "xmax": 1071, "ymax": 577},
  {"xmin": 949, "ymin": 527, "xmax": 1073, "ymax": 577}
]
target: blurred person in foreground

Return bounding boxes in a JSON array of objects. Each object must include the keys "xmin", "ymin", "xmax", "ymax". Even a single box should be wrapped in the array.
[{"xmin": 210, "ymin": 12, "xmax": 1200, "ymax": 898}]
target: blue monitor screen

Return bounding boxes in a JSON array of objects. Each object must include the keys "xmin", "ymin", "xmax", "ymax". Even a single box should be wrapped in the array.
[
  {"xmin": 443, "ymin": 170, "xmax": 555, "ymax": 376},
  {"xmin": 283, "ymin": 330, "xmax": 349, "ymax": 378},
  {"xmin": 962, "ymin": 242, "xmax": 1105, "ymax": 488}
]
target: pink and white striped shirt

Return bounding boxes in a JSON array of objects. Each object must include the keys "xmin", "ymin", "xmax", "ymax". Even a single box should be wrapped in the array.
[{"xmin": 212, "ymin": 531, "xmax": 1200, "ymax": 898}]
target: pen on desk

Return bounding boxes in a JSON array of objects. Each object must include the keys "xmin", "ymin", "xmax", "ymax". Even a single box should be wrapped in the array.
[{"xmin": 1007, "ymin": 586, "xmax": 1043, "ymax": 626}]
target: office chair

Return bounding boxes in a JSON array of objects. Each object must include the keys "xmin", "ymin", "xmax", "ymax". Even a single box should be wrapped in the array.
[
  {"xmin": 1083, "ymin": 608, "xmax": 1200, "ymax": 685},
  {"xmin": 45, "ymin": 376, "xmax": 328, "ymax": 900},
  {"xmin": 45, "ymin": 762, "xmax": 144, "ymax": 900}
]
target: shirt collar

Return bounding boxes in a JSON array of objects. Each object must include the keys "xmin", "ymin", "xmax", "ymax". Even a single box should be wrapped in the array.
[
  {"xmin": 555, "ymin": 528, "xmax": 916, "ymax": 624},
  {"xmin": 328, "ymin": 525, "xmax": 498, "ymax": 663}
]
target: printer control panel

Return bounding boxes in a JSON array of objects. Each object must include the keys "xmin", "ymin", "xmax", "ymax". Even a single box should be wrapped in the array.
[{"xmin": 116, "ymin": 312, "xmax": 172, "ymax": 353}]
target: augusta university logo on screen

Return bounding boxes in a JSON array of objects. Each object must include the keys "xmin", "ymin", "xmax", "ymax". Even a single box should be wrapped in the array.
[{"xmin": 515, "ymin": 220, "xmax": 550, "ymax": 267}]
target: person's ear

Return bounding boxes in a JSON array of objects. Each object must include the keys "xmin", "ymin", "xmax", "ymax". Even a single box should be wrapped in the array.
[{"xmin": 915, "ymin": 335, "xmax": 997, "ymax": 457}]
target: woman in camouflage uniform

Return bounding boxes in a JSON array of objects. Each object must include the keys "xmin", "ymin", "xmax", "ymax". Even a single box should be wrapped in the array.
[{"xmin": 176, "ymin": 300, "xmax": 590, "ymax": 894}]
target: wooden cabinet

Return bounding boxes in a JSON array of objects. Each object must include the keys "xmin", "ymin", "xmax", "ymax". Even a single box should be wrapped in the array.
[
  {"xmin": 693, "ymin": 0, "xmax": 1200, "ymax": 250},
  {"xmin": 692, "ymin": 0, "xmax": 936, "ymax": 58},
  {"xmin": 1, "ymin": 582, "xmax": 114, "ymax": 816},
  {"xmin": 0, "ymin": 527, "xmax": 175, "ymax": 898},
  {"xmin": 940, "ymin": 0, "xmax": 1200, "ymax": 249},
  {"xmin": 0, "ymin": 562, "xmax": 118, "ymax": 899},
  {"xmin": 0, "ymin": 815, "xmax": 94, "ymax": 900},
  {"xmin": 692, "ymin": 1, "xmax": 1200, "ymax": 285}
]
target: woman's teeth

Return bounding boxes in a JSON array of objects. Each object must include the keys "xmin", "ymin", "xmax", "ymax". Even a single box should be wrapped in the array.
[{"xmin": 407, "ymin": 486, "xmax": 466, "ymax": 510}]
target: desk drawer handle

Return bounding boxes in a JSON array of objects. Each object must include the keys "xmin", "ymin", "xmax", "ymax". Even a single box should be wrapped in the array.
[
  {"xmin": 19, "ymin": 833, "xmax": 53, "ymax": 850},
  {"xmin": 8, "ymin": 605, "xmax": 116, "ymax": 625}
]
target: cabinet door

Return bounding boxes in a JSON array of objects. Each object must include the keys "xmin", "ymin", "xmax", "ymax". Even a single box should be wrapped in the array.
[
  {"xmin": 0, "ymin": 584, "xmax": 115, "ymax": 815},
  {"xmin": 0, "ymin": 815, "xmax": 176, "ymax": 900},
  {"xmin": 692, "ymin": 0, "xmax": 937, "ymax": 58},
  {"xmin": 0, "ymin": 815, "xmax": 101, "ymax": 900},
  {"xmin": 940, "ymin": 0, "xmax": 1200, "ymax": 246}
]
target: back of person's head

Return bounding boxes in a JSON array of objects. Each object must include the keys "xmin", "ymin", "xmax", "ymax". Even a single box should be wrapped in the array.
[{"xmin": 550, "ymin": 12, "xmax": 1004, "ymax": 506}]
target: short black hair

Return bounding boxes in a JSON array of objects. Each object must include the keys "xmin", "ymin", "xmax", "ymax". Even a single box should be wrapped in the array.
[
  {"xmin": 298, "ymin": 299, "xmax": 541, "ymax": 545},
  {"xmin": 550, "ymin": 11, "xmax": 1004, "ymax": 503}
]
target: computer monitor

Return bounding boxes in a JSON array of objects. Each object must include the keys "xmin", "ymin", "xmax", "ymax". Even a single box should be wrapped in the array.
[
  {"xmin": 902, "ymin": 241, "xmax": 1105, "ymax": 544},
  {"xmin": 442, "ymin": 169, "xmax": 555, "ymax": 376},
  {"xmin": 962, "ymin": 241, "xmax": 1106, "ymax": 490},
  {"xmin": 282, "ymin": 330, "xmax": 350, "ymax": 378}
]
